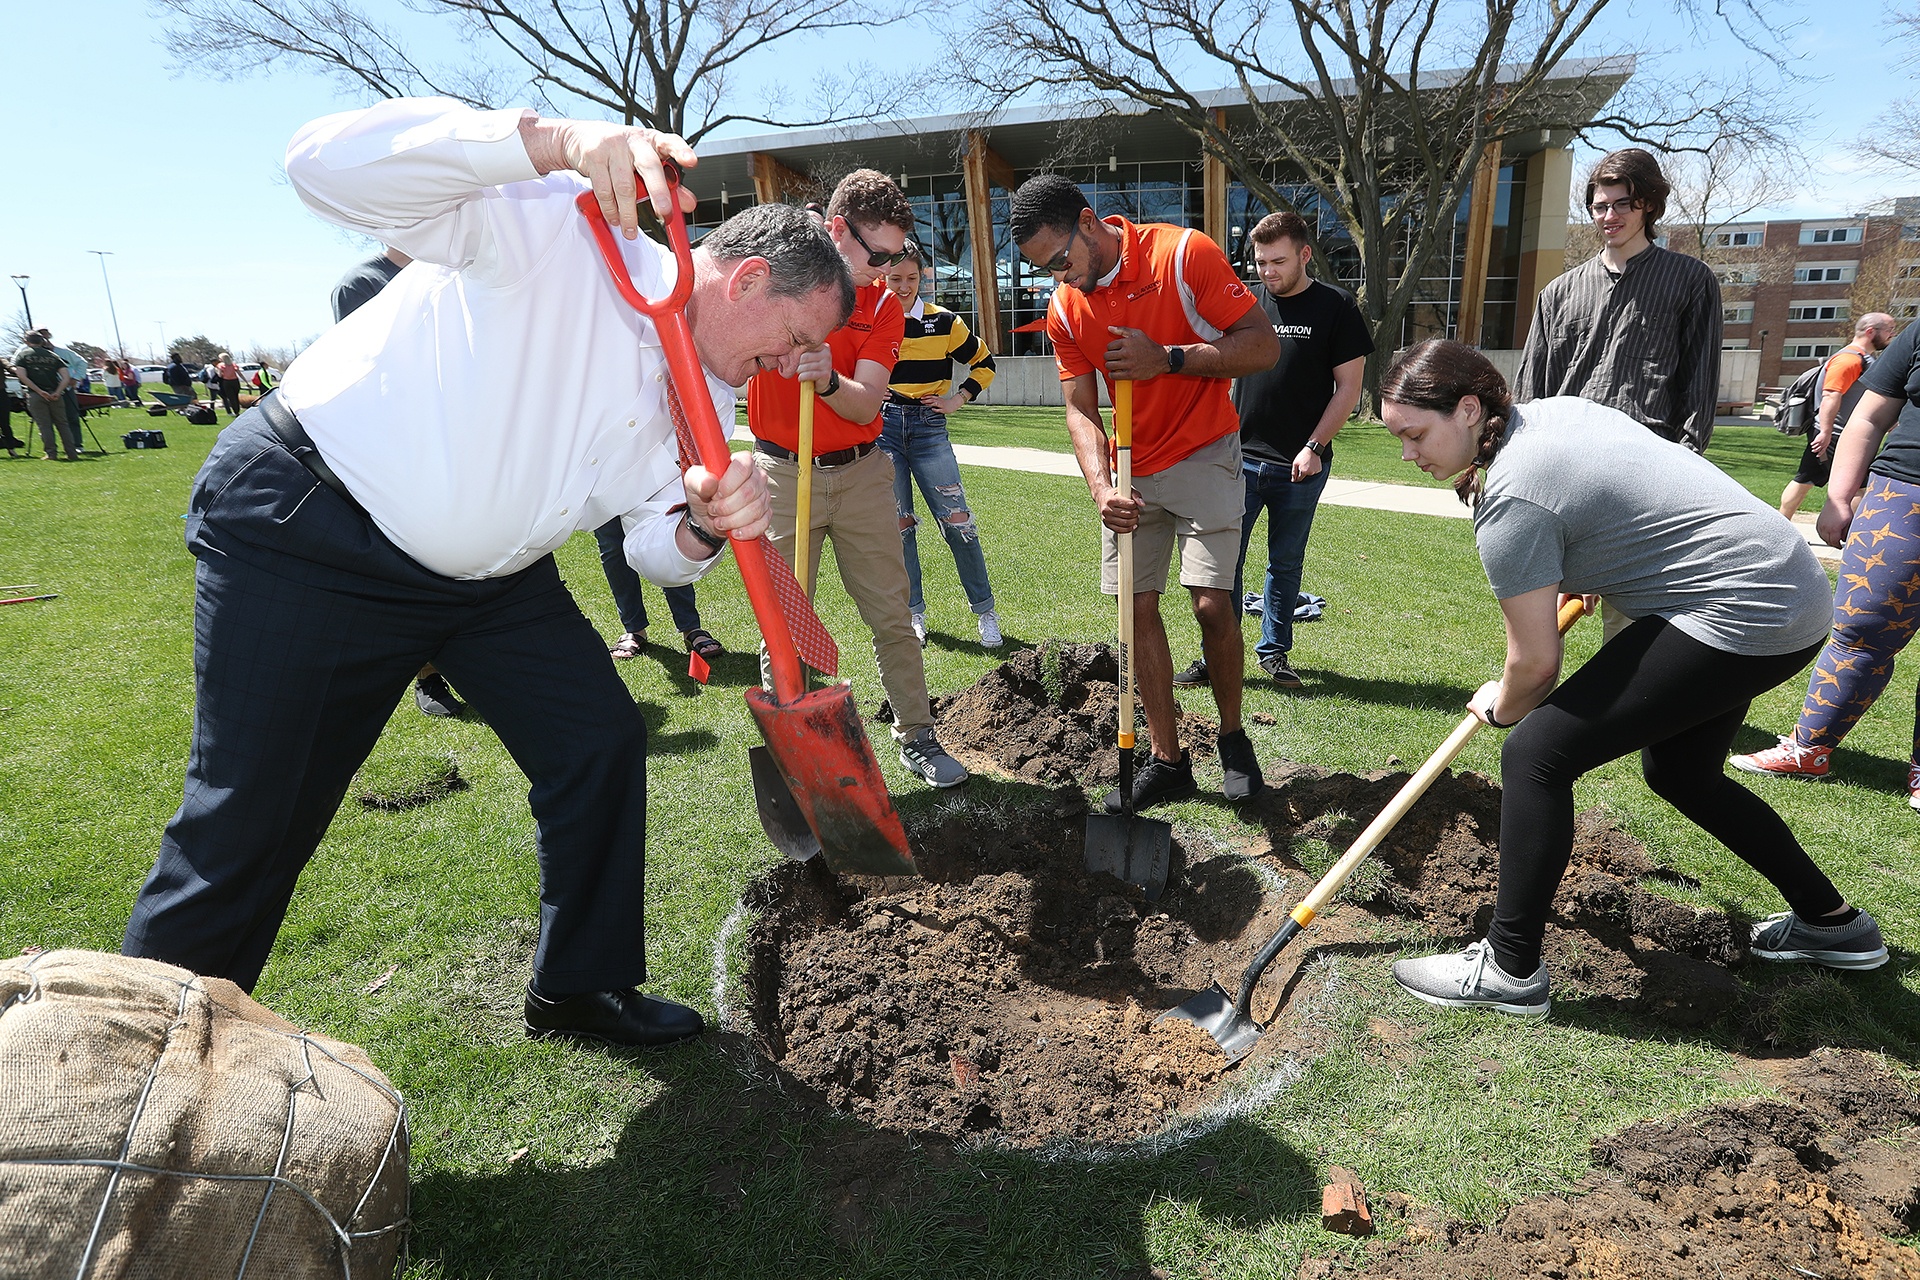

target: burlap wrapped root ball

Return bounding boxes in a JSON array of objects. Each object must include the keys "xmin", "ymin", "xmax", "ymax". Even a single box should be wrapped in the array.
[{"xmin": 0, "ymin": 950, "xmax": 408, "ymax": 1279}]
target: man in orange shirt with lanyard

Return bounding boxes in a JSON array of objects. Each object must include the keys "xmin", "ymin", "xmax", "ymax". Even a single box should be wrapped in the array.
[
  {"xmin": 748, "ymin": 169, "xmax": 968, "ymax": 788},
  {"xmin": 1013, "ymin": 174, "xmax": 1282, "ymax": 810}
]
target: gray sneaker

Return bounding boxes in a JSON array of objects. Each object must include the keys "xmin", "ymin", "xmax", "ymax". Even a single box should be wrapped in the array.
[
  {"xmin": 1750, "ymin": 909, "xmax": 1889, "ymax": 970},
  {"xmin": 1392, "ymin": 939, "xmax": 1551, "ymax": 1018},
  {"xmin": 898, "ymin": 727, "xmax": 968, "ymax": 788}
]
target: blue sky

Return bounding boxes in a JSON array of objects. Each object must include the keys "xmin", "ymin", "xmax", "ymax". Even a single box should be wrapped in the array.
[{"xmin": 4, "ymin": 2, "xmax": 1911, "ymax": 356}]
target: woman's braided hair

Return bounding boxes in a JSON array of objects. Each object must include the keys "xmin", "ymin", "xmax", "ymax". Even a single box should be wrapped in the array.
[{"xmin": 1379, "ymin": 339, "xmax": 1515, "ymax": 506}]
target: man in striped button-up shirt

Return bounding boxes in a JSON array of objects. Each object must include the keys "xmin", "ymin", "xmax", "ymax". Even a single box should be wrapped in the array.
[{"xmin": 1515, "ymin": 148, "xmax": 1722, "ymax": 455}]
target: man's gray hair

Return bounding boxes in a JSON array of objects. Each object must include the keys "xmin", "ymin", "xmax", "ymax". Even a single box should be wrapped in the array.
[{"xmin": 702, "ymin": 203, "xmax": 854, "ymax": 326}]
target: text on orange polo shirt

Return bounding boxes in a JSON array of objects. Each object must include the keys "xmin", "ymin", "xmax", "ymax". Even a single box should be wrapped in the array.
[
  {"xmin": 748, "ymin": 282, "xmax": 904, "ymax": 454},
  {"xmin": 1046, "ymin": 216, "xmax": 1258, "ymax": 476}
]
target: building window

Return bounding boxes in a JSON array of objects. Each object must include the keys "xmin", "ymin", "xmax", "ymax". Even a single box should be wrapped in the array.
[
  {"xmin": 1897, "ymin": 261, "xmax": 1920, "ymax": 281},
  {"xmin": 1800, "ymin": 225, "xmax": 1862, "ymax": 245},
  {"xmin": 1723, "ymin": 302, "xmax": 1753, "ymax": 324},
  {"xmin": 1721, "ymin": 338, "xmax": 1750, "ymax": 349},
  {"xmin": 1782, "ymin": 342, "xmax": 1842, "ymax": 360},
  {"xmin": 1786, "ymin": 302, "xmax": 1850, "ymax": 322},
  {"xmin": 1898, "ymin": 302, "xmax": 1920, "ymax": 320},
  {"xmin": 1715, "ymin": 266, "xmax": 1759, "ymax": 286},
  {"xmin": 1713, "ymin": 230, "xmax": 1762, "ymax": 247},
  {"xmin": 1794, "ymin": 263, "xmax": 1857, "ymax": 283},
  {"xmin": 1904, "ymin": 224, "xmax": 1920, "ymax": 242}
]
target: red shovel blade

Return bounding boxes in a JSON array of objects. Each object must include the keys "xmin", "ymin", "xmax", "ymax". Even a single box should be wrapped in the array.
[{"xmin": 745, "ymin": 684, "xmax": 916, "ymax": 877}]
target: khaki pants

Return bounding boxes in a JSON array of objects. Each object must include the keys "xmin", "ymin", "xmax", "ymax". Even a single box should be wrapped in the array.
[
  {"xmin": 755, "ymin": 446, "xmax": 931, "ymax": 736},
  {"xmin": 24, "ymin": 392, "xmax": 78, "ymax": 458}
]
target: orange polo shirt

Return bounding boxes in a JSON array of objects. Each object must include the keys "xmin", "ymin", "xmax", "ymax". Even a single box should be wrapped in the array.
[
  {"xmin": 748, "ymin": 282, "xmax": 904, "ymax": 454},
  {"xmin": 1046, "ymin": 216, "xmax": 1258, "ymax": 476}
]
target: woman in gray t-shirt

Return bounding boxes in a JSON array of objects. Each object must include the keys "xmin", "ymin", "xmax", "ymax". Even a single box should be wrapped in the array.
[{"xmin": 1376, "ymin": 340, "xmax": 1886, "ymax": 1019}]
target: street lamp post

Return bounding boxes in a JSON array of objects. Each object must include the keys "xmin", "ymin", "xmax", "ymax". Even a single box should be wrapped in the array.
[
  {"xmin": 89, "ymin": 251, "xmax": 126, "ymax": 359},
  {"xmin": 155, "ymin": 321, "xmax": 167, "ymax": 361},
  {"xmin": 9, "ymin": 275, "xmax": 30, "ymax": 330}
]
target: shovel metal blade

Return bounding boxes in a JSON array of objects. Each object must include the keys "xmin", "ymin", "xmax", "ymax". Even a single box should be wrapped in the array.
[
  {"xmin": 744, "ymin": 683, "xmax": 917, "ymax": 878},
  {"xmin": 748, "ymin": 745, "xmax": 821, "ymax": 862},
  {"xmin": 1157, "ymin": 983, "xmax": 1263, "ymax": 1064},
  {"xmin": 1083, "ymin": 812, "xmax": 1172, "ymax": 902}
]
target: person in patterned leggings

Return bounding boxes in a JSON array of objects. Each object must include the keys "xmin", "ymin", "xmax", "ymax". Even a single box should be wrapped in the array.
[{"xmin": 1732, "ymin": 317, "xmax": 1920, "ymax": 811}]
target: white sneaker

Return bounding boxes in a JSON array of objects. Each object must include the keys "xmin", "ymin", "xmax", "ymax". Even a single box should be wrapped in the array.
[
  {"xmin": 1392, "ymin": 939, "xmax": 1551, "ymax": 1018},
  {"xmin": 1909, "ymin": 763, "xmax": 1919, "ymax": 812},
  {"xmin": 910, "ymin": 612, "xmax": 927, "ymax": 647},
  {"xmin": 977, "ymin": 609, "xmax": 1003, "ymax": 649}
]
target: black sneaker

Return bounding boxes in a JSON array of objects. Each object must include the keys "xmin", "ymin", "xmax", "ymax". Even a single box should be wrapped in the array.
[
  {"xmin": 1172, "ymin": 658, "xmax": 1209, "ymax": 688},
  {"xmin": 1217, "ymin": 728, "xmax": 1265, "ymax": 800},
  {"xmin": 414, "ymin": 673, "xmax": 464, "ymax": 718},
  {"xmin": 1103, "ymin": 750, "xmax": 1197, "ymax": 813},
  {"xmin": 1260, "ymin": 655, "xmax": 1304, "ymax": 689}
]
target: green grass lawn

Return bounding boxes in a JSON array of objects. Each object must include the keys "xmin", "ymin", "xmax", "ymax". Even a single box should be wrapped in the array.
[
  {"xmin": 2, "ymin": 402, "xmax": 1912, "ymax": 1279},
  {"xmin": 939, "ymin": 405, "xmax": 1818, "ymax": 505}
]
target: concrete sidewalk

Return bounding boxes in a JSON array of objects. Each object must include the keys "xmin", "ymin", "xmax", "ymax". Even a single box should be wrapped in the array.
[{"xmin": 950, "ymin": 441, "xmax": 1844, "ymax": 564}]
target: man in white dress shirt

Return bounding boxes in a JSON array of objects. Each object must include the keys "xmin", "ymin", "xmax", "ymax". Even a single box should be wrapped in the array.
[{"xmin": 121, "ymin": 98, "xmax": 855, "ymax": 1050}]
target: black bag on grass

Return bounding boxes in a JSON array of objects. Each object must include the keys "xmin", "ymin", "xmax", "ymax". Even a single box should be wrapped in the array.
[
  {"xmin": 184, "ymin": 404, "xmax": 217, "ymax": 426},
  {"xmin": 146, "ymin": 404, "xmax": 167, "ymax": 417}
]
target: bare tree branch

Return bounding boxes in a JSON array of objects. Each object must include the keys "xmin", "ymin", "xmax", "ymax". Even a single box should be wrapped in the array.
[
  {"xmin": 944, "ymin": 0, "xmax": 1803, "ymax": 403},
  {"xmin": 156, "ymin": 0, "xmax": 913, "ymax": 144}
]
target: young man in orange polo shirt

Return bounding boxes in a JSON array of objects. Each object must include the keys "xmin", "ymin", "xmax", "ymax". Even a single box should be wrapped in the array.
[
  {"xmin": 1012, "ymin": 174, "xmax": 1282, "ymax": 809},
  {"xmin": 748, "ymin": 169, "xmax": 967, "ymax": 788}
]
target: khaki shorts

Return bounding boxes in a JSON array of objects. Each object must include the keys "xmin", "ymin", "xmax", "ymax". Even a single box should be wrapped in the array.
[{"xmin": 1101, "ymin": 432, "xmax": 1244, "ymax": 595}]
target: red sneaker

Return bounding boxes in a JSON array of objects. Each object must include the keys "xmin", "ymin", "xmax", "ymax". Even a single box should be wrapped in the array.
[{"xmin": 1729, "ymin": 735, "xmax": 1831, "ymax": 779}]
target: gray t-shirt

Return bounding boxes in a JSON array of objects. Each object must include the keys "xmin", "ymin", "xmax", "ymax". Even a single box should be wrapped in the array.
[{"xmin": 1473, "ymin": 397, "xmax": 1831, "ymax": 656}]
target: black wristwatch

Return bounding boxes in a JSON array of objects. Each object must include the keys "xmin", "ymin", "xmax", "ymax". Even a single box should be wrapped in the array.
[
  {"xmin": 681, "ymin": 512, "xmax": 728, "ymax": 556},
  {"xmin": 821, "ymin": 368, "xmax": 842, "ymax": 397},
  {"xmin": 1165, "ymin": 345, "xmax": 1186, "ymax": 375},
  {"xmin": 1304, "ymin": 438, "xmax": 1330, "ymax": 459}
]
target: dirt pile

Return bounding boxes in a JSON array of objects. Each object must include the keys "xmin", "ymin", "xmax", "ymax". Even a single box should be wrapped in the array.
[
  {"xmin": 1259, "ymin": 769, "xmax": 1747, "ymax": 1027},
  {"xmin": 737, "ymin": 648, "xmax": 1768, "ymax": 1149},
  {"xmin": 740, "ymin": 798, "xmax": 1267, "ymax": 1148},
  {"xmin": 931, "ymin": 642, "xmax": 1215, "ymax": 790},
  {"xmin": 1310, "ymin": 1050, "xmax": 1920, "ymax": 1280}
]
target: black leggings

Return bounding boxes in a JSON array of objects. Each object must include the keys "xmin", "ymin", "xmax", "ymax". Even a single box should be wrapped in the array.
[{"xmin": 1488, "ymin": 617, "xmax": 1837, "ymax": 977}]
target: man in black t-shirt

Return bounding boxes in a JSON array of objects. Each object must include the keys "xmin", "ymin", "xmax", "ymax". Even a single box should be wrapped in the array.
[
  {"xmin": 1175, "ymin": 211, "xmax": 1372, "ymax": 690},
  {"xmin": 330, "ymin": 247, "xmax": 412, "ymax": 323}
]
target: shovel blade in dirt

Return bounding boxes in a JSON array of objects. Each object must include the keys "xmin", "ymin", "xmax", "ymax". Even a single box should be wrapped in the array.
[
  {"xmin": 748, "ymin": 744, "xmax": 821, "ymax": 862},
  {"xmin": 1157, "ymin": 982, "xmax": 1263, "ymax": 1064},
  {"xmin": 745, "ymin": 683, "xmax": 917, "ymax": 878},
  {"xmin": 1084, "ymin": 810, "xmax": 1172, "ymax": 902}
]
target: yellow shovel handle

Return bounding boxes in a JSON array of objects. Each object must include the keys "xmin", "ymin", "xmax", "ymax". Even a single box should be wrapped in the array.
[
  {"xmin": 1114, "ymin": 380, "xmax": 1134, "ymax": 750},
  {"xmin": 796, "ymin": 379, "xmax": 815, "ymax": 596}
]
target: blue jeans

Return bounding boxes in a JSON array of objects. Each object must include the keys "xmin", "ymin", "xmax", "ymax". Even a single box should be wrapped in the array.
[
  {"xmin": 1233, "ymin": 459, "xmax": 1328, "ymax": 664},
  {"xmin": 878, "ymin": 403, "xmax": 995, "ymax": 615},
  {"xmin": 592, "ymin": 519, "xmax": 702, "ymax": 635}
]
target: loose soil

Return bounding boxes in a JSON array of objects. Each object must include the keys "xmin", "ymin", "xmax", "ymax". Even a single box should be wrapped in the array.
[
  {"xmin": 1307, "ymin": 1049, "xmax": 1920, "ymax": 1280},
  {"xmin": 739, "ymin": 645, "xmax": 1765, "ymax": 1149}
]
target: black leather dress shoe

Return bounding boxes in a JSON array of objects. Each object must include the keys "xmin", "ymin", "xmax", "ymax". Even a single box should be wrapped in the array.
[{"xmin": 523, "ymin": 986, "xmax": 705, "ymax": 1048}]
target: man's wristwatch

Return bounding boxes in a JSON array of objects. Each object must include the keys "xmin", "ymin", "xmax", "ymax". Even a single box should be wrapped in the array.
[
  {"xmin": 821, "ymin": 368, "xmax": 842, "ymax": 397},
  {"xmin": 1304, "ymin": 439, "xmax": 1330, "ymax": 459},
  {"xmin": 681, "ymin": 512, "xmax": 728, "ymax": 556},
  {"xmin": 1165, "ymin": 345, "xmax": 1186, "ymax": 375}
]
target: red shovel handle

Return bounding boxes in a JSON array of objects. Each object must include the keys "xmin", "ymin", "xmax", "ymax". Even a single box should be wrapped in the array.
[{"xmin": 575, "ymin": 187, "xmax": 806, "ymax": 703}]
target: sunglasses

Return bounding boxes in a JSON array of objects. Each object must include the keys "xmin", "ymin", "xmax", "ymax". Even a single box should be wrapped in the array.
[
  {"xmin": 1024, "ymin": 223, "xmax": 1081, "ymax": 274},
  {"xmin": 843, "ymin": 218, "xmax": 919, "ymax": 268}
]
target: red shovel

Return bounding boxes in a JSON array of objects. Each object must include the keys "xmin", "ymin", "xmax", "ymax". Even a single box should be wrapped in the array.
[{"xmin": 577, "ymin": 184, "xmax": 916, "ymax": 878}]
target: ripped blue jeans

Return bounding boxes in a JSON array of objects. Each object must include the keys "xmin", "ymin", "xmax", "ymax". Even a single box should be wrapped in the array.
[{"xmin": 878, "ymin": 402, "xmax": 995, "ymax": 615}]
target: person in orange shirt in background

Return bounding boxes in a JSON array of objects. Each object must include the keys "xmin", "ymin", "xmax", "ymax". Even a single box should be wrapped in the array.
[
  {"xmin": 747, "ymin": 169, "xmax": 969, "ymax": 789},
  {"xmin": 1777, "ymin": 312, "xmax": 1896, "ymax": 520},
  {"xmin": 1012, "ymin": 174, "xmax": 1282, "ymax": 810}
]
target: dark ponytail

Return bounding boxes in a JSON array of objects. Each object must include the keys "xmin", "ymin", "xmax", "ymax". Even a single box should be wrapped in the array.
[{"xmin": 1379, "ymin": 339, "xmax": 1515, "ymax": 506}]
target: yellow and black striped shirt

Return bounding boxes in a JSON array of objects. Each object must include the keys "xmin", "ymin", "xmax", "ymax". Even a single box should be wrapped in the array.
[{"xmin": 888, "ymin": 299, "xmax": 996, "ymax": 402}]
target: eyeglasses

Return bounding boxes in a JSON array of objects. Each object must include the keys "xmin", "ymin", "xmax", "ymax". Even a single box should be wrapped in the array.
[
  {"xmin": 1024, "ymin": 224, "xmax": 1081, "ymax": 274},
  {"xmin": 1589, "ymin": 199, "xmax": 1641, "ymax": 219},
  {"xmin": 843, "ymin": 218, "xmax": 918, "ymax": 268}
]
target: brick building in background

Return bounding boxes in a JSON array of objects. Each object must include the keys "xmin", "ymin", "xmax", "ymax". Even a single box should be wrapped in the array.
[{"xmin": 1663, "ymin": 199, "xmax": 1920, "ymax": 390}]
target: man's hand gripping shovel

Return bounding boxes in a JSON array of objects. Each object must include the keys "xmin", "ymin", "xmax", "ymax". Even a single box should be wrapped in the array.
[{"xmin": 577, "ymin": 183, "xmax": 917, "ymax": 877}]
